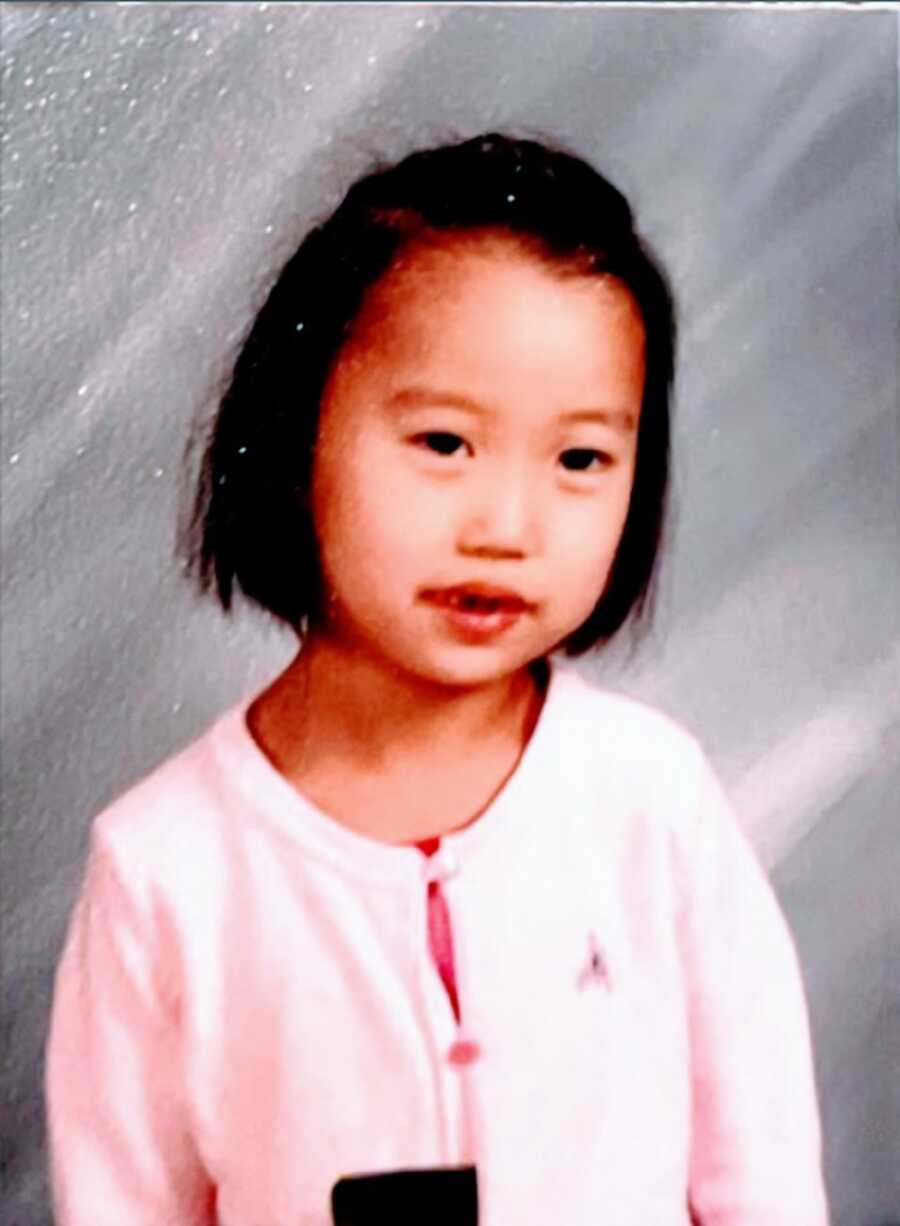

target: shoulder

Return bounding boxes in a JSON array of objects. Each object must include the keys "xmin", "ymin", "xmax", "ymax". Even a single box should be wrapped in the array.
[
  {"xmin": 552, "ymin": 662, "xmax": 705, "ymax": 770},
  {"xmin": 549, "ymin": 662, "xmax": 711, "ymax": 825},
  {"xmin": 88, "ymin": 709, "xmax": 239, "ymax": 900}
]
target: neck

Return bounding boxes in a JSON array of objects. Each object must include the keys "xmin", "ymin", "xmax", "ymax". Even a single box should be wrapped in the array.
[{"xmin": 247, "ymin": 629, "xmax": 546, "ymax": 782}]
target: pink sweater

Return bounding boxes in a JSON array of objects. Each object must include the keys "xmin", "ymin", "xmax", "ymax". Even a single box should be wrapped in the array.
[{"xmin": 45, "ymin": 662, "xmax": 829, "ymax": 1225}]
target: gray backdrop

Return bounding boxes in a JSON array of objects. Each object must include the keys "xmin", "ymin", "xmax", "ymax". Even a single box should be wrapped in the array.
[{"xmin": 2, "ymin": 4, "xmax": 898, "ymax": 1223}]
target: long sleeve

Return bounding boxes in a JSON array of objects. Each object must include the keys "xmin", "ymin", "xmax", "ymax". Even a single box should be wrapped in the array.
[
  {"xmin": 45, "ymin": 828, "xmax": 215, "ymax": 1226},
  {"xmin": 677, "ymin": 755, "xmax": 829, "ymax": 1225}
]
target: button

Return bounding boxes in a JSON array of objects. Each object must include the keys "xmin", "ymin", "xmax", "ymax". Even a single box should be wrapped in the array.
[
  {"xmin": 447, "ymin": 1037, "xmax": 482, "ymax": 1066},
  {"xmin": 422, "ymin": 847, "xmax": 460, "ymax": 885}
]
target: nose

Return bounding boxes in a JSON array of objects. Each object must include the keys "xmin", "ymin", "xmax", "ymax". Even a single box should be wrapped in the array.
[{"xmin": 456, "ymin": 462, "xmax": 540, "ymax": 560}]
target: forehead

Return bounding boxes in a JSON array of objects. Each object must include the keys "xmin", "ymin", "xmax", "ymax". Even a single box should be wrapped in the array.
[
  {"xmin": 338, "ymin": 236, "xmax": 646, "ymax": 402},
  {"xmin": 355, "ymin": 233, "xmax": 642, "ymax": 334}
]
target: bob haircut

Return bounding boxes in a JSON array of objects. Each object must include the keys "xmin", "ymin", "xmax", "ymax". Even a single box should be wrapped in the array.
[{"xmin": 185, "ymin": 131, "xmax": 676, "ymax": 655}]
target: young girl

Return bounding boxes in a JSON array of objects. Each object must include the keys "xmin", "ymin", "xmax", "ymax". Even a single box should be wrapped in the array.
[{"xmin": 45, "ymin": 133, "xmax": 828, "ymax": 1225}]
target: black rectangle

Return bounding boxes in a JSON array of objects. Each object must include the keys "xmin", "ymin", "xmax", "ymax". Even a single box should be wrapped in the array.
[{"xmin": 331, "ymin": 1165, "xmax": 478, "ymax": 1225}]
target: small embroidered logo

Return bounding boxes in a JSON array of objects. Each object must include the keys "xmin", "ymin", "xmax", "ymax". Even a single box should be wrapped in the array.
[{"xmin": 576, "ymin": 931, "xmax": 612, "ymax": 991}]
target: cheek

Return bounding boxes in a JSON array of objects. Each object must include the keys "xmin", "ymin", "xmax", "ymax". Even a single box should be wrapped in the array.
[
  {"xmin": 314, "ymin": 439, "xmax": 442, "ymax": 577},
  {"xmin": 555, "ymin": 486, "xmax": 631, "ymax": 557},
  {"xmin": 548, "ymin": 483, "xmax": 634, "ymax": 597}
]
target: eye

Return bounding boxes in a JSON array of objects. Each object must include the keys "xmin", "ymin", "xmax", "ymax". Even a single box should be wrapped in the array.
[
  {"xmin": 413, "ymin": 431, "xmax": 469, "ymax": 458},
  {"xmin": 559, "ymin": 447, "xmax": 611, "ymax": 473}
]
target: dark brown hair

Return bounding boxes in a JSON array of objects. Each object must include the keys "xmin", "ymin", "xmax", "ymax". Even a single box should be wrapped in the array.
[{"xmin": 184, "ymin": 132, "xmax": 676, "ymax": 654}]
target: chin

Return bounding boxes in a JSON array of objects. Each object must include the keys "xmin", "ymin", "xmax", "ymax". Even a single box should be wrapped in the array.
[{"xmin": 400, "ymin": 644, "xmax": 541, "ymax": 692}]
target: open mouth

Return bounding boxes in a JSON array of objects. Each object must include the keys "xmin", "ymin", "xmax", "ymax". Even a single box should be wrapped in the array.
[
  {"xmin": 425, "ymin": 586, "xmax": 529, "ymax": 612},
  {"xmin": 438, "ymin": 591, "xmax": 525, "ymax": 614},
  {"xmin": 422, "ymin": 586, "xmax": 532, "ymax": 639}
]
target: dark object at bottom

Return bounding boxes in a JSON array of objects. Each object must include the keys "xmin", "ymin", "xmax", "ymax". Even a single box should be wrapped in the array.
[{"xmin": 331, "ymin": 1165, "xmax": 478, "ymax": 1224}]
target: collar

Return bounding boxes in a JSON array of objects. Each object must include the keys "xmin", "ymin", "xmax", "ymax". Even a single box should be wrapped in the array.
[{"xmin": 208, "ymin": 657, "xmax": 578, "ymax": 888}]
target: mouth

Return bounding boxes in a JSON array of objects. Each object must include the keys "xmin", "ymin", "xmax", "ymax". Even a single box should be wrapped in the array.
[
  {"xmin": 420, "ymin": 584, "xmax": 534, "ymax": 641},
  {"xmin": 423, "ymin": 584, "xmax": 533, "ymax": 614}
]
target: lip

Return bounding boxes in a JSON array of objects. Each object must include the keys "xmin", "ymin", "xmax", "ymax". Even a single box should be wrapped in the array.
[
  {"xmin": 420, "ymin": 583, "xmax": 534, "ymax": 643},
  {"xmin": 422, "ymin": 583, "xmax": 534, "ymax": 612}
]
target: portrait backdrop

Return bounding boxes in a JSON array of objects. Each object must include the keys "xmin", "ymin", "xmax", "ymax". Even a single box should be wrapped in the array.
[{"xmin": 1, "ymin": 4, "xmax": 898, "ymax": 1224}]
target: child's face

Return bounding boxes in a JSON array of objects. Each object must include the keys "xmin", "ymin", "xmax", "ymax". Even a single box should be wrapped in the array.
[{"xmin": 311, "ymin": 237, "xmax": 645, "ymax": 688}]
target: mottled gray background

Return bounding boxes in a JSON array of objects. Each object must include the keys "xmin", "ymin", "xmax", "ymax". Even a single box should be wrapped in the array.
[{"xmin": 2, "ymin": 4, "xmax": 898, "ymax": 1224}]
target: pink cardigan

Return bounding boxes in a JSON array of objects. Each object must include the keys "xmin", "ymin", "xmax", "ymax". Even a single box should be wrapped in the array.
[{"xmin": 45, "ymin": 662, "xmax": 829, "ymax": 1225}]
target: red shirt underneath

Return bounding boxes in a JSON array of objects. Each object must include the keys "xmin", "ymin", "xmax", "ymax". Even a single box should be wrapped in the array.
[{"xmin": 415, "ymin": 837, "xmax": 461, "ymax": 1023}]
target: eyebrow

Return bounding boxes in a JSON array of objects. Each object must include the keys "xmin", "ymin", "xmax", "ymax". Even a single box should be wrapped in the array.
[
  {"xmin": 558, "ymin": 407, "xmax": 637, "ymax": 432},
  {"xmin": 385, "ymin": 386, "xmax": 637, "ymax": 432}
]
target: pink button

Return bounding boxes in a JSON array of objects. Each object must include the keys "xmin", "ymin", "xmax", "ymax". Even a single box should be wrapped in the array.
[{"xmin": 447, "ymin": 1038, "xmax": 482, "ymax": 1066}]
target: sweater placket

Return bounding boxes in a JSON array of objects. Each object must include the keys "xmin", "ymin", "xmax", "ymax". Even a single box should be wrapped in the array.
[{"xmin": 416, "ymin": 837, "xmax": 482, "ymax": 1071}]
